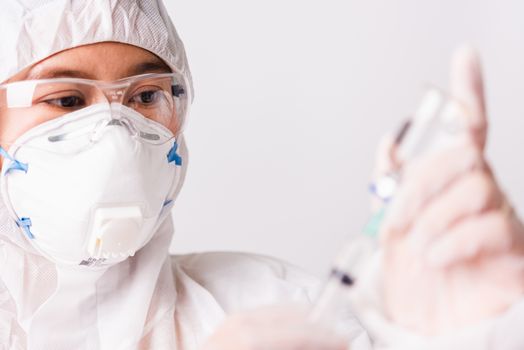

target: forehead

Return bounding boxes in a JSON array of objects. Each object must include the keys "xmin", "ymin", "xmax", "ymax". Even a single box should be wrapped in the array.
[{"xmin": 9, "ymin": 42, "xmax": 171, "ymax": 83}]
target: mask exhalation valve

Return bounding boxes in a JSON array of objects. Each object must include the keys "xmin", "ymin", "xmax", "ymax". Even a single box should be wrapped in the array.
[{"xmin": 87, "ymin": 206, "xmax": 144, "ymax": 259}]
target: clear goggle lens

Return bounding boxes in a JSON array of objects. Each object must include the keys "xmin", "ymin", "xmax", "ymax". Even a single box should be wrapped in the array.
[{"xmin": 0, "ymin": 73, "xmax": 189, "ymax": 146}]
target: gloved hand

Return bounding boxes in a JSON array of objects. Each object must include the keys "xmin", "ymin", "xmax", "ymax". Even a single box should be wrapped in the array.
[
  {"xmin": 375, "ymin": 47, "xmax": 524, "ymax": 335},
  {"xmin": 200, "ymin": 306, "xmax": 348, "ymax": 350}
]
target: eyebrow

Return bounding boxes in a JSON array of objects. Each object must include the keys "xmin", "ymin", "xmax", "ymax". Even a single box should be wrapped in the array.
[
  {"xmin": 25, "ymin": 60, "xmax": 172, "ymax": 81},
  {"xmin": 26, "ymin": 69, "xmax": 94, "ymax": 80},
  {"xmin": 130, "ymin": 61, "xmax": 172, "ymax": 76}
]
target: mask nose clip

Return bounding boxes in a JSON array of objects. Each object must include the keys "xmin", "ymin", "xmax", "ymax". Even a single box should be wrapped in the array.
[
  {"xmin": 90, "ymin": 117, "xmax": 139, "ymax": 142},
  {"xmin": 107, "ymin": 105, "xmax": 164, "ymax": 142},
  {"xmin": 108, "ymin": 118, "xmax": 139, "ymax": 137},
  {"xmin": 88, "ymin": 104, "xmax": 140, "ymax": 142}
]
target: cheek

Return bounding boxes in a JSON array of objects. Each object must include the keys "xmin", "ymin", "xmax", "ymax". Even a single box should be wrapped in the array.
[
  {"xmin": 0, "ymin": 108, "xmax": 43, "ymax": 149},
  {"xmin": 0, "ymin": 107, "xmax": 68, "ymax": 169},
  {"xmin": 0, "ymin": 108, "xmax": 42, "ymax": 169},
  {"xmin": 172, "ymin": 109, "xmax": 181, "ymax": 135}
]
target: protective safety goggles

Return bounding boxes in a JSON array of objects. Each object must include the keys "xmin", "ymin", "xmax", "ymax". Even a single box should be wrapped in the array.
[{"xmin": 0, "ymin": 72, "xmax": 190, "ymax": 138}]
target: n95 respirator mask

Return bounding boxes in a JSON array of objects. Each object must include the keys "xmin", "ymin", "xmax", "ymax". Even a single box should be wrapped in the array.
[{"xmin": 0, "ymin": 103, "xmax": 184, "ymax": 267}]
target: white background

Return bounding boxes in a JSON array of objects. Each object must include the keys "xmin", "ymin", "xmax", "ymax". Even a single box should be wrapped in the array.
[{"xmin": 167, "ymin": 0, "xmax": 524, "ymax": 276}]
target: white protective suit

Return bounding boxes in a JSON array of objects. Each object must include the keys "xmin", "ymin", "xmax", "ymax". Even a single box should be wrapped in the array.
[{"xmin": 0, "ymin": 1, "xmax": 372, "ymax": 349}]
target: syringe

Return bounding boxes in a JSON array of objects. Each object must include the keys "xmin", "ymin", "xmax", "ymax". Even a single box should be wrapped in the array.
[{"xmin": 308, "ymin": 87, "xmax": 468, "ymax": 326}]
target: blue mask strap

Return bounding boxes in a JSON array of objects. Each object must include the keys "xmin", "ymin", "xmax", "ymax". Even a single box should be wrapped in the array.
[
  {"xmin": 16, "ymin": 217, "xmax": 35, "ymax": 239},
  {"xmin": 167, "ymin": 141, "xmax": 183, "ymax": 166},
  {"xmin": 0, "ymin": 147, "xmax": 28, "ymax": 175}
]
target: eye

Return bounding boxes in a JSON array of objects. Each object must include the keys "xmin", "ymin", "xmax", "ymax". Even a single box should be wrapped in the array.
[
  {"xmin": 129, "ymin": 90, "xmax": 162, "ymax": 105},
  {"xmin": 44, "ymin": 95, "xmax": 86, "ymax": 109}
]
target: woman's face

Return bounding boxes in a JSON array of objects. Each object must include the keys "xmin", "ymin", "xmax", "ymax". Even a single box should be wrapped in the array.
[{"xmin": 0, "ymin": 42, "xmax": 171, "ymax": 149}]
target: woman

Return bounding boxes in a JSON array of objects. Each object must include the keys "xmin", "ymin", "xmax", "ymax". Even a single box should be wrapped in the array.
[
  {"xmin": 0, "ymin": 1, "xmax": 523, "ymax": 349},
  {"xmin": 0, "ymin": 1, "xmax": 366, "ymax": 349}
]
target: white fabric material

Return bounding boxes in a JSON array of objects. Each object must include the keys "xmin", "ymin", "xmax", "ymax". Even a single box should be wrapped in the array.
[
  {"xmin": 167, "ymin": 253, "xmax": 371, "ymax": 350},
  {"xmin": 1, "ymin": 206, "xmax": 367, "ymax": 350},
  {"xmin": 0, "ymin": 0, "xmax": 193, "ymax": 94},
  {"xmin": 348, "ymin": 252, "xmax": 524, "ymax": 349}
]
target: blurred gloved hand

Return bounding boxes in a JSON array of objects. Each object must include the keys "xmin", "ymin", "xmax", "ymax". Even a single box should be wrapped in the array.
[
  {"xmin": 375, "ymin": 47, "xmax": 524, "ymax": 335},
  {"xmin": 200, "ymin": 306, "xmax": 348, "ymax": 350}
]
